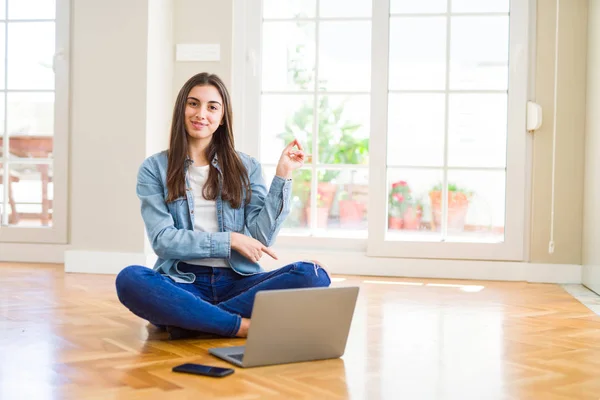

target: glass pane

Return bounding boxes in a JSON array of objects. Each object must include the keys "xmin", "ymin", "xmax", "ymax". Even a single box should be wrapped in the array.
[
  {"xmin": 0, "ymin": 0, "xmax": 5, "ymax": 19},
  {"xmin": 8, "ymin": 22, "xmax": 56, "ymax": 90},
  {"xmin": 264, "ymin": 166, "xmax": 312, "ymax": 231},
  {"xmin": 387, "ymin": 94, "xmax": 445, "ymax": 167},
  {"xmin": 320, "ymin": 0, "xmax": 372, "ymax": 18},
  {"xmin": 7, "ymin": 93, "xmax": 54, "ymax": 158},
  {"xmin": 0, "ymin": 96, "xmax": 4, "ymax": 139},
  {"xmin": 263, "ymin": 0, "xmax": 315, "ymax": 19},
  {"xmin": 444, "ymin": 171, "xmax": 505, "ymax": 241},
  {"xmin": 7, "ymin": 163, "xmax": 53, "ymax": 227},
  {"xmin": 0, "ymin": 199, "xmax": 3, "ymax": 225},
  {"xmin": 312, "ymin": 168, "xmax": 368, "ymax": 234},
  {"xmin": 317, "ymin": 95, "xmax": 369, "ymax": 165},
  {"xmin": 319, "ymin": 22, "xmax": 371, "ymax": 92},
  {"xmin": 452, "ymin": 0, "xmax": 509, "ymax": 13},
  {"xmin": 7, "ymin": 135, "xmax": 54, "ymax": 160},
  {"xmin": 386, "ymin": 168, "xmax": 442, "ymax": 239},
  {"xmin": 389, "ymin": 17, "xmax": 446, "ymax": 90},
  {"xmin": 8, "ymin": 0, "xmax": 55, "ymax": 19},
  {"xmin": 448, "ymin": 94, "xmax": 507, "ymax": 168},
  {"xmin": 0, "ymin": 23, "xmax": 5, "ymax": 90},
  {"xmin": 390, "ymin": 0, "xmax": 446, "ymax": 14},
  {"xmin": 312, "ymin": 171, "xmax": 333, "ymax": 230},
  {"xmin": 262, "ymin": 22, "xmax": 315, "ymax": 92},
  {"xmin": 0, "ymin": 162, "xmax": 4, "ymax": 223},
  {"xmin": 450, "ymin": 17, "xmax": 509, "ymax": 90},
  {"xmin": 260, "ymin": 94, "xmax": 313, "ymax": 164}
]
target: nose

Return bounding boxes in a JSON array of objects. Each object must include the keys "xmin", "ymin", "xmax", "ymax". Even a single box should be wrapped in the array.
[{"xmin": 195, "ymin": 106, "xmax": 208, "ymax": 120}]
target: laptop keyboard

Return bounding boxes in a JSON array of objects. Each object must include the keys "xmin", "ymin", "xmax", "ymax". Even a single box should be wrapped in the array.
[{"xmin": 229, "ymin": 353, "xmax": 244, "ymax": 362}]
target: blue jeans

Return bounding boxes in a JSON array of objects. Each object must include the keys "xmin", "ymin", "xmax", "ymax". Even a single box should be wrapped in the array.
[{"xmin": 115, "ymin": 261, "xmax": 331, "ymax": 337}]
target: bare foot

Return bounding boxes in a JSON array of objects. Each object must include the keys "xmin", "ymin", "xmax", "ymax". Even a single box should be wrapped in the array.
[{"xmin": 235, "ymin": 318, "xmax": 251, "ymax": 338}]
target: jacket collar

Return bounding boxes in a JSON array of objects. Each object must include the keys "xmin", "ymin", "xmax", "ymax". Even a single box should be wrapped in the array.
[{"xmin": 185, "ymin": 153, "xmax": 221, "ymax": 173}]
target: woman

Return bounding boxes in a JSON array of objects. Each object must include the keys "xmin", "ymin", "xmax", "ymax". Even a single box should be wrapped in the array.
[{"xmin": 115, "ymin": 72, "xmax": 331, "ymax": 339}]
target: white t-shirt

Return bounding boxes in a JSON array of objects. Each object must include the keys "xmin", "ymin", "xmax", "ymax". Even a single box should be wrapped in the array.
[{"xmin": 185, "ymin": 164, "xmax": 229, "ymax": 268}]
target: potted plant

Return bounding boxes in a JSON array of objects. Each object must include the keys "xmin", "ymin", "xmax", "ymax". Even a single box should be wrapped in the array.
[
  {"xmin": 276, "ymin": 44, "xmax": 368, "ymax": 228},
  {"xmin": 429, "ymin": 182, "xmax": 473, "ymax": 232},
  {"xmin": 283, "ymin": 171, "xmax": 311, "ymax": 228},
  {"xmin": 338, "ymin": 187, "xmax": 367, "ymax": 227},
  {"xmin": 403, "ymin": 199, "xmax": 423, "ymax": 230},
  {"xmin": 388, "ymin": 180, "xmax": 423, "ymax": 230},
  {"xmin": 305, "ymin": 191, "xmax": 330, "ymax": 228}
]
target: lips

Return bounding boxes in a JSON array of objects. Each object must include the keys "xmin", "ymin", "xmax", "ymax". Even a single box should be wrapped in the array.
[{"xmin": 191, "ymin": 121, "xmax": 207, "ymax": 130}]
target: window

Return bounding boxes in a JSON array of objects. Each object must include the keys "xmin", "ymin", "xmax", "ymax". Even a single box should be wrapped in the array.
[
  {"xmin": 0, "ymin": 0, "xmax": 69, "ymax": 243},
  {"xmin": 235, "ymin": 0, "xmax": 530, "ymax": 260}
]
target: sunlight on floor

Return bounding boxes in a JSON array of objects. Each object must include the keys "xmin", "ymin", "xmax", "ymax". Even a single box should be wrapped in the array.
[
  {"xmin": 363, "ymin": 279, "xmax": 485, "ymax": 292},
  {"xmin": 363, "ymin": 280, "xmax": 423, "ymax": 286}
]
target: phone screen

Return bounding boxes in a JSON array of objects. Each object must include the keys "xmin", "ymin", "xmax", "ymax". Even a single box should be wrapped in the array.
[{"xmin": 172, "ymin": 363, "xmax": 234, "ymax": 377}]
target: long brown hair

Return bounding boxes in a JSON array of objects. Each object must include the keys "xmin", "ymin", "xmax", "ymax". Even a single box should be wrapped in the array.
[{"xmin": 166, "ymin": 73, "xmax": 250, "ymax": 208}]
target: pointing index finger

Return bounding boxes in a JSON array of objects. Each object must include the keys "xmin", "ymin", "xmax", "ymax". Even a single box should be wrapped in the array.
[{"xmin": 262, "ymin": 246, "xmax": 278, "ymax": 260}]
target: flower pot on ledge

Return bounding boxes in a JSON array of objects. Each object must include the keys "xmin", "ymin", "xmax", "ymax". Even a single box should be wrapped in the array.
[
  {"xmin": 388, "ymin": 216, "xmax": 404, "ymax": 230},
  {"xmin": 402, "ymin": 206, "xmax": 422, "ymax": 230},
  {"xmin": 429, "ymin": 190, "xmax": 470, "ymax": 232},
  {"xmin": 339, "ymin": 200, "xmax": 366, "ymax": 226},
  {"xmin": 305, "ymin": 206, "xmax": 329, "ymax": 228}
]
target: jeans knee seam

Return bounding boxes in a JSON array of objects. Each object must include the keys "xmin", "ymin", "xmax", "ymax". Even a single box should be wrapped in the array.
[
  {"xmin": 217, "ymin": 278, "xmax": 266, "ymax": 304},
  {"xmin": 216, "ymin": 267, "xmax": 293, "ymax": 304}
]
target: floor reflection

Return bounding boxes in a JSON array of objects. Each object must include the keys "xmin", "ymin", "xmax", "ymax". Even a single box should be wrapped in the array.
[
  {"xmin": 0, "ymin": 320, "xmax": 58, "ymax": 400},
  {"xmin": 339, "ymin": 278, "xmax": 505, "ymax": 400},
  {"xmin": 1, "ymin": 266, "xmax": 599, "ymax": 399}
]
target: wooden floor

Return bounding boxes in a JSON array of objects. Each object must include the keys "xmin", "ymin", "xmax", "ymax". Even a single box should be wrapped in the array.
[{"xmin": 1, "ymin": 263, "xmax": 599, "ymax": 400}]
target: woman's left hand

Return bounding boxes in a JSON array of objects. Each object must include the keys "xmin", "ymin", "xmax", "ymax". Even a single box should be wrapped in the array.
[{"xmin": 275, "ymin": 139, "xmax": 306, "ymax": 179}]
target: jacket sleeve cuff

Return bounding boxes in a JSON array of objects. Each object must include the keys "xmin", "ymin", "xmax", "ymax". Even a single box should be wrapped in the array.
[
  {"xmin": 269, "ymin": 175, "xmax": 292, "ymax": 195},
  {"xmin": 210, "ymin": 232, "xmax": 231, "ymax": 258}
]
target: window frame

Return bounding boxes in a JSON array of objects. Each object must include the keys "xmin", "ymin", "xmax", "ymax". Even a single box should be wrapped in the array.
[
  {"xmin": 0, "ymin": 0, "xmax": 70, "ymax": 244},
  {"xmin": 233, "ymin": 0, "xmax": 532, "ymax": 261}
]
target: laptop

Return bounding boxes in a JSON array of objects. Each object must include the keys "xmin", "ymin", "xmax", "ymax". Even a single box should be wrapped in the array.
[{"xmin": 209, "ymin": 286, "xmax": 359, "ymax": 368}]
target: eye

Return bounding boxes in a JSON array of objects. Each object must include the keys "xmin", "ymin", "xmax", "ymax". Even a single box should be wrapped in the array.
[
  {"xmin": 210, "ymin": 105, "xmax": 219, "ymax": 111},
  {"xmin": 187, "ymin": 100, "xmax": 198, "ymax": 107}
]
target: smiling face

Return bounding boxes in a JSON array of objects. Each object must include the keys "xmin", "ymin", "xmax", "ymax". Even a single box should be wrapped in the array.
[{"xmin": 184, "ymin": 84, "xmax": 224, "ymax": 145}]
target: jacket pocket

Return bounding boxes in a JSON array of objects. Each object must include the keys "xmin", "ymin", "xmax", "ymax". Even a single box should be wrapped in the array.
[
  {"xmin": 223, "ymin": 204, "xmax": 244, "ymax": 232},
  {"xmin": 166, "ymin": 196, "xmax": 186, "ymax": 228}
]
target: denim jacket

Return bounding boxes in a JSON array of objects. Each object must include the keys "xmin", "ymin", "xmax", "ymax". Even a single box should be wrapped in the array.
[{"xmin": 136, "ymin": 150, "xmax": 292, "ymax": 283}]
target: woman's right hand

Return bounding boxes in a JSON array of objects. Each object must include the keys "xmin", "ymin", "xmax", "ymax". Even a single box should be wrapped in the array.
[{"xmin": 230, "ymin": 232, "xmax": 278, "ymax": 263}]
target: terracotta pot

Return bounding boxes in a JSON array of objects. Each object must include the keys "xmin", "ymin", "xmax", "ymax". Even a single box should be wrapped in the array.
[
  {"xmin": 317, "ymin": 182, "xmax": 337, "ymax": 209},
  {"xmin": 305, "ymin": 206, "xmax": 329, "ymax": 228},
  {"xmin": 402, "ymin": 206, "xmax": 422, "ymax": 230},
  {"xmin": 339, "ymin": 200, "xmax": 366, "ymax": 223},
  {"xmin": 388, "ymin": 216, "xmax": 404, "ymax": 230},
  {"xmin": 429, "ymin": 190, "xmax": 470, "ymax": 231}
]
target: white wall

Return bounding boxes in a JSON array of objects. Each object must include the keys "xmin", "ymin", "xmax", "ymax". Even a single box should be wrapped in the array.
[
  {"xmin": 530, "ymin": 0, "xmax": 588, "ymax": 265},
  {"xmin": 583, "ymin": 0, "xmax": 600, "ymax": 295},
  {"xmin": 70, "ymin": 0, "xmax": 150, "ymax": 254},
  {"xmin": 146, "ymin": 0, "xmax": 174, "ymax": 158},
  {"xmin": 145, "ymin": 0, "xmax": 175, "ymax": 255},
  {"xmin": 65, "ymin": 0, "xmax": 176, "ymax": 271},
  {"xmin": 173, "ymin": 0, "xmax": 233, "ymax": 93}
]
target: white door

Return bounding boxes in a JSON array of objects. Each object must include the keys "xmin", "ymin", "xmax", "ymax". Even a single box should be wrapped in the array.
[{"xmin": 235, "ymin": 0, "xmax": 531, "ymax": 261}]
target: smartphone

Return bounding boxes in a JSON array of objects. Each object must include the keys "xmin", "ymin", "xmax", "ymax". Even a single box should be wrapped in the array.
[{"xmin": 172, "ymin": 363, "xmax": 234, "ymax": 378}]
